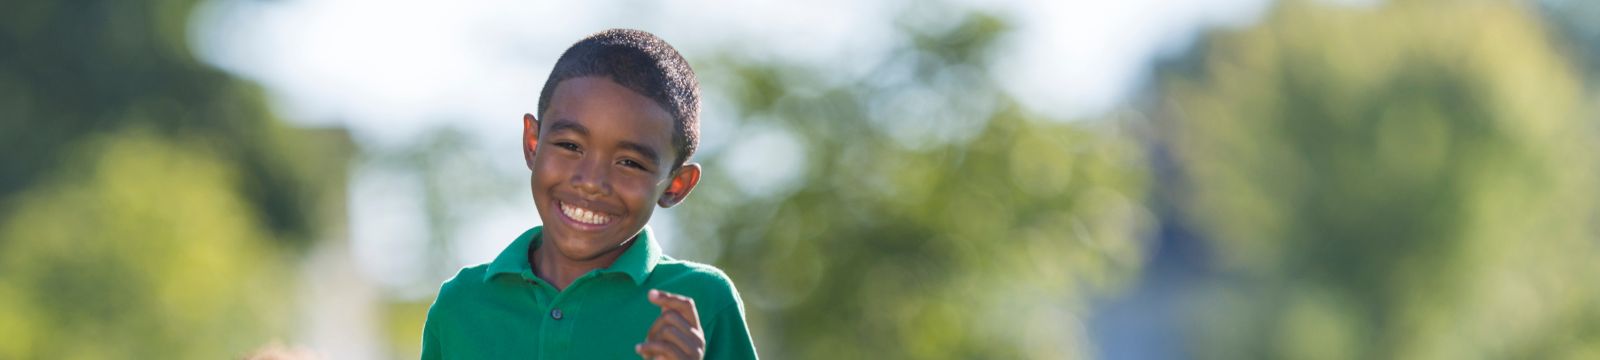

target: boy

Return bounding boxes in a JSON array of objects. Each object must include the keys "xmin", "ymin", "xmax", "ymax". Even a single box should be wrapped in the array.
[{"xmin": 421, "ymin": 29, "xmax": 758, "ymax": 360}]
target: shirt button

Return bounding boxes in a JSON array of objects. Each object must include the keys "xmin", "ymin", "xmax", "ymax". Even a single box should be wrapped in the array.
[{"xmin": 550, "ymin": 308, "xmax": 563, "ymax": 320}]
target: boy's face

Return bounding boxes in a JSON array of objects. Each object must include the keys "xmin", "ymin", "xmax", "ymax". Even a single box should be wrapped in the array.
[{"xmin": 522, "ymin": 76, "xmax": 700, "ymax": 263}]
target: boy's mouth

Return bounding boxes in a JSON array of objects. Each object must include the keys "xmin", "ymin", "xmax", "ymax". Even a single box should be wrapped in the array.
[{"xmin": 558, "ymin": 200, "xmax": 615, "ymax": 226}]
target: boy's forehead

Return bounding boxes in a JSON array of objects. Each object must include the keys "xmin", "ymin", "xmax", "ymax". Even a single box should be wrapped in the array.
[{"xmin": 544, "ymin": 77, "xmax": 677, "ymax": 155}]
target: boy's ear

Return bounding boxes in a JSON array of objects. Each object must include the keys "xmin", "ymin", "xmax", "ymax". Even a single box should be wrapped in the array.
[
  {"xmin": 523, "ymin": 113, "xmax": 540, "ymax": 171},
  {"xmin": 657, "ymin": 163, "xmax": 701, "ymax": 208}
]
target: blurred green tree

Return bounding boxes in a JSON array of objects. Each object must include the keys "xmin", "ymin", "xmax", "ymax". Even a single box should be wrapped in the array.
[
  {"xmin": 0, "ymin": 0, "xmax": 326, "ymax": 247},
  {"xmin": 0, "ymin": 132, "xmax": 295, "ymax": 358},
  {"xmin": 0, "ymin": 0, "xmax": 343, "ymax": 358},
  {"xmin": 1157, "ymin": 1, "xmax": 1600, "ymax": 358},
  {"xmin": 679, "ymin": 9, "xmax": 1153, "ymax": 359}
]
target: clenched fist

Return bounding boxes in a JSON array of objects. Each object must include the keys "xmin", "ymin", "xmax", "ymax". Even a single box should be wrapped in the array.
[{"xmin": 635, "ymin": 289, "xmax": 705, "ymax": 360}]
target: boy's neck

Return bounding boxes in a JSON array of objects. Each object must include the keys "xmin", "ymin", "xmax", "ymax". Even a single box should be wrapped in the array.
[{"xmin": 528, "ymin": 238, "xmax": 632, "ymax": 291}]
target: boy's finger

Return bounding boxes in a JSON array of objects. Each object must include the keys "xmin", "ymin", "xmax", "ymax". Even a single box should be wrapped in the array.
[
  {"xmin": 636, "ymin": 341, "xmax": 691, "ymax": 360},
  {"xmin": 655, "ymin": 320, "xmax": 705, "ymax": 358},
  {"xmin": 634, "ymin": 342, "xmax": 662, "ymax": 359},
  {"xmin": 647, "ymin": 289, "xmax": 700, "ymax": 327},
  {"xmin": 647, "ymin": 310, "xmax": 695, "ymax": 342},
  {"xmin": 645, "ymin": 312, "xmax": 705, "ymax": 356}
]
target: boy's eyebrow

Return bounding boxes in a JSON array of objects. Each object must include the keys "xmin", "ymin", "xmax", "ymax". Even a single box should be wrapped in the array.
[
  {"xmin": 618, "ymin": 140, "xmax": 661, "ymax": 166},
  {"xmin": 547, "ymin": 119, "xmax": 588, "ymax": 136}
]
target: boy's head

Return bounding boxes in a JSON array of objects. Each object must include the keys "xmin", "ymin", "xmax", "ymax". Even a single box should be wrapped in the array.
[
  {"xmin": 537, "ymin": 28, "xmax": 700, "ymax": 168},
  {"xmin": 521, "ymin": 29, "xmax": 702, "ymax": 262}
]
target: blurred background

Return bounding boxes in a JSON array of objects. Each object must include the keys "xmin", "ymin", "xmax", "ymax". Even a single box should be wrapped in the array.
[{"xmin": 3, "ymin": 0, "xmax": 1599, "ymax": 358}]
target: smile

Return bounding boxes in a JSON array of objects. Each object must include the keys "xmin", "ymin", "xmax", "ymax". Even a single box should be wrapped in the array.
[{"xmin": 559, "ymin": 201, "xmax": 614, "ymax": 226}]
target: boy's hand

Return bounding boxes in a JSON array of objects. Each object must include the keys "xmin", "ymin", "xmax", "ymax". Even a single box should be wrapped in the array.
[{"xmin": 636, "ymin": 289, "xmax": 705, "ymax": 360}]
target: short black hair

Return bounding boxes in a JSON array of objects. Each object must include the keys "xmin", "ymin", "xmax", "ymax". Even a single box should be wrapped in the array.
[{"xmin": 537, "ymin": 28, "xmax": 701, "ymax": 168}]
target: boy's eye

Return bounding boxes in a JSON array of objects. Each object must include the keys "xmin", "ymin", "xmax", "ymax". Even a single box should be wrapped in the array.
[
  {"xmin": 554, "ymin": 142, "xmax": 580, "ymax": 152},
  {"xmin": 619, "ymin": 159, "xmax": 648, "ymax": 171}
]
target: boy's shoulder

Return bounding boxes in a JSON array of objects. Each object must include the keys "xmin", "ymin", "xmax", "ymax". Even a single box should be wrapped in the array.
[
  {"xmin": 430, "ymin": 263, "xmax": 496, "ymax": 310},
  {"xmin": 651, "ymin": 257, "xmax": 734, "ymax": 284},
  {"xmin": 648, "ymin": 257, "xmax": 746, "ymax": 310}
]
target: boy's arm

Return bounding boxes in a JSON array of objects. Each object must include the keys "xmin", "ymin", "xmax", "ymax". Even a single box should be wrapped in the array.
[
  {"xmin": 705, "ymin": 301, "xmax": 758, "ymax": 360},
  {"xmin": 420, "ymin": 305, "xmax": 442, "ymax": 360}
]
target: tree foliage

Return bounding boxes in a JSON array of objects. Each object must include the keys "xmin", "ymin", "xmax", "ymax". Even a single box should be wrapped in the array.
[
  {"xmin": 0, "ymin": 0, "xmax": 338, "ymax": 358},
  {"xmin": 0, "ymin": 133, "xmax": 296, "ymax": 359},
  {"xmin": 0, "ymin": 0, "xmax": 325, "ymax": 247},
  {"xmin": 1159, "ymin": 1, "xmax": 1600, "ymax": 358}
]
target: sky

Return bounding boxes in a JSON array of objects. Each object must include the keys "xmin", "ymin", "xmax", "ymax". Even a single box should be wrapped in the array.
[{"xmin": 188, "ymin": 0, "xmax": 1274, "ymax": 295}]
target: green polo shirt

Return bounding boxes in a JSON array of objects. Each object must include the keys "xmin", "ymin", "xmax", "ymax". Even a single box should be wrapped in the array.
[{"xmin": 421, "ymin": 226, "xmax": 758, "ymax": 359}]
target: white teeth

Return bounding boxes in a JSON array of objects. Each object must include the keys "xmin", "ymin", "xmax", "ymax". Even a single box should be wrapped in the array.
[{"xmin": 560, "ymin": 202, "xmax": 612, "ymax": 225}]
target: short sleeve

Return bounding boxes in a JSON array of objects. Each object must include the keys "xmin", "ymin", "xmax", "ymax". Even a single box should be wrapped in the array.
[
  {"xmin": 420, "ymin": 302, "xmax": 443, "ymax": 360},
  {"xmin": 704, "ymin": 301, "xmax": 758, "ymax": 360}
]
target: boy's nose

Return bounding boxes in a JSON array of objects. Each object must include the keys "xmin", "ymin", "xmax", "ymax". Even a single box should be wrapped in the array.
[{"xmin": 570, "ymin": 158, "xmax": 611, "ymax": 197}]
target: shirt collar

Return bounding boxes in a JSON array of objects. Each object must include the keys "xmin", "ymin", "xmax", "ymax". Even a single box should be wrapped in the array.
[{"xmin": 483, "ymin": 225, "xmax": 663, "ymax": 286}]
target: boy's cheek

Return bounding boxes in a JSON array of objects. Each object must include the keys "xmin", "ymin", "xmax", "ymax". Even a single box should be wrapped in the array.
[
  {"xmin": 618, "ymin": 181, "xmax": 661, "ymax": 207},
  {"xmin": 531, "ymin": 156, "xmax": 569, "ymax": 179}
]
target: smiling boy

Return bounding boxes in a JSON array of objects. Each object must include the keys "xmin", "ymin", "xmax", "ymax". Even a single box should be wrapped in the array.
[{"xmin": 420, "ymin": 29, "xmax": 758, "ymax": 360}]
